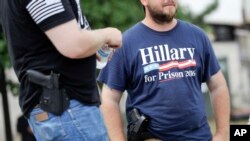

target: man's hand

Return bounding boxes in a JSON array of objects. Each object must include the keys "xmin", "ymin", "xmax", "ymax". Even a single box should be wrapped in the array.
[
  {"xmin": 212, "ymin": 132, "xmax": 228, "ymax": 141},
  {"xmin": 104, "ymin": 27, "xmax": 122, "ymax": 49}
]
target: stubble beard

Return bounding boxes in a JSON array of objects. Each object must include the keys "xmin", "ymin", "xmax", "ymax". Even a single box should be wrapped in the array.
[{"xmin": 148, "ymin": 7, "xmax": 177, "ymax": 24}]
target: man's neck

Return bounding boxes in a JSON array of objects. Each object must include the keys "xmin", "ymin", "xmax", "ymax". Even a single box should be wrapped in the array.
[{"xmin": 142, "ymin": 18, "xmax": 177, "ymax": 32}]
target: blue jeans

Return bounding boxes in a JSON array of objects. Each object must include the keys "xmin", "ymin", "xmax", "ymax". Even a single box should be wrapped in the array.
[{"xmin": 28, "ymin": 99, "xmax": 109, "ymax": 141}]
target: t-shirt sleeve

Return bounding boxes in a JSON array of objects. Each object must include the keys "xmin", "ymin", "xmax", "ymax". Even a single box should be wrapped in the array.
[
  {"xmin": 25, "ymin": 0, "xmax": 75, "ymax": 31},
  {"xmin": 97, "ymin": 47, "xmax": 128, "ymax": 92},
  {"xmin": 202, "ymin": 35, "xmax": 221, "ymax": 82}
]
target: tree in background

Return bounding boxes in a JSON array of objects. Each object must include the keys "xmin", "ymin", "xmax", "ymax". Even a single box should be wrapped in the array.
[
  {"xmin": 81, "ymin": 0, "xmax": 144, "ymax": 31},
  {"xmin": 81, "ymin": 0, "xmax": 218, "ymax": 31},
  {"xmin": 0, "ymin": 28, "xmax": 19, "ymax": 95},
  {"xmin": 0, "ymin": 0, "xmax": 218, "ymax": 94},
  {"xmin": 0, "ymin": 30, "xmax": 10, "ymax": 67}
]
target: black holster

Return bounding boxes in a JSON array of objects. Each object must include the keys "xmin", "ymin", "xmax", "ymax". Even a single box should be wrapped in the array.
[
  {"xmin": 127, "ymin": 108, "xmax": 151, "ymax": 141},
  {"xmin": 40, "ymin": 86, "xmax": 69, "ymax": 115},
  {"xmin": 26, "ymin": 70, "xmax": 69, "ymax": 115}
]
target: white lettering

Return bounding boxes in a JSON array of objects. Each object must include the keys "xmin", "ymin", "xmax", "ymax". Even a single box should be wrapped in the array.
[
  {"xmin": 158, "ymin": 71, "xmax": 184, "ymax": 80},
  {"xmin": 179, "ymin": 48, "xmax": 187, "ymax": 59},
  {"xmin": 145, "ymin": 75, "xmax": 157, "ymax": 82},
  {"xmin": 187, "ymin": 48, "xmax": 195, "ymax": 60},
  {"xmin": 159, "ymin": 45, "xmax": 166, "ymax": 61},
  {"xmin": 139, "ymin": 44, "xmax": 195, "ymax": 65},
  {"xmin": 234, "ymin": 129, "xmax": 247, "ymax": 136},
  {"xmin": 234, "ymin": 129, "xmax": 241, "ymax": 136},
  {"xmin": 170, "ymin": 48, "xmax": 179, "ymax": 60},
  {"xmin": 140, "ymin": 47, "xmax": 155, "ymax": 65}
]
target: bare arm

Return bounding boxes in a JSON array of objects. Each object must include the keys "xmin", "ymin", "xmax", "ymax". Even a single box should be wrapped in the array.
[
  {"xmin": 45, "ymin": 19, "xmax": 122, "ymax": 59},
  {"xmin": 207, "ymin": 70, "xmax": 230, "ymax": 141},
  {"xmin": 100, "ymin": 84, "xmax": 126, "ymax": 141}
]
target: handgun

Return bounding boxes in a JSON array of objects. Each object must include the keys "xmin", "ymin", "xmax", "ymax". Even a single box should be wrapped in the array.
[
  {"xmin": 26, "ymin": 69, "xmax": 69, "ymax": 115},
  {"xmin": 26, "ymin": 69, "xmax": 59, "ymax": 89}
]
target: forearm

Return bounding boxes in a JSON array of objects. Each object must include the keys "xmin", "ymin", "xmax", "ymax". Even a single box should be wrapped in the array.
[
  {"xmin": 207, "ymin": 71, "xmax": 230, "ymax": 141},
  {"xmin": 45, "ymin": 20, "xmax": 121, "ymax": 59},
  {"xmin": 67, "ymin": 28, "xmax": 110, "ymax": 58},
  {"xmin": 210, "ymin": 85, "xmax": 230, "ymax": 138},
  {"xmin": 101, "ymin": 101, "xmax": 126, "ymax": 141},
  {"xmin": 71, "ymin": 27, "xmax": 119, "ymax": 58}
]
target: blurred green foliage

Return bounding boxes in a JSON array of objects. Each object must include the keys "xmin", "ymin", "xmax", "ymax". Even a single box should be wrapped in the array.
[
  {"xmin": 81, "ymin": 0, "xmax": 217, "ymax": 31},
  {"xmin": 0, "ymin": 32, "xmax": 19, "ymax": 95},
  {"xmin": 0, "ymin": 0, "xmax": 218, "ymax": 95},
  {"xmin": 81, "ymin": 0, "xmax": 144, "ymax": 31},
  {"xmin": 0, "ymin": 33, "xmax": 10, "ymax": 67}
]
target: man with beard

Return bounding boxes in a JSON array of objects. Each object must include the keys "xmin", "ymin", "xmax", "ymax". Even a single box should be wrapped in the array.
[{"xmin": 98, "ymin": 0, "xmax": 230, "ymax": 141}]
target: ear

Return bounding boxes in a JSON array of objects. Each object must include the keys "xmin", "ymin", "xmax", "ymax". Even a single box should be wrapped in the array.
[{"xmin": 140, "ymin": 0, "xmax": 147, "ymax": 7}]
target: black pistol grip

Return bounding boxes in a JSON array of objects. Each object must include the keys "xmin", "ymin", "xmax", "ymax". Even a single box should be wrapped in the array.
[{"xmin": 26, "ymin": 70, "xmax": 51, "ymax": 88}]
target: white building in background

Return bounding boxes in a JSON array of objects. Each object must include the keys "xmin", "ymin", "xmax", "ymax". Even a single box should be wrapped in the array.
[
  {"xmin": 244, "ymin": 0, "xmax": 250, "ymax": 23},
  {"xmin": 203, "ymin": 0, "xmax": 250, "ymax": 119},
  {"xmin": 204, "ymin": 0, "xmax": 244, "ymax": 26}
]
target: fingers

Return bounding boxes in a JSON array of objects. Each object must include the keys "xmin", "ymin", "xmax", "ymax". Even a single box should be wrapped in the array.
[
  {"xmin": 106, "ymin": 28, "xmax": 122, "ymax": 48},
  {"xmin": 96, "ymin": 53, "xmax": 101, "ymax": 61},
  {"xmin": 108, "ymin": 49, "xmax": 115, "ymax": 61}
]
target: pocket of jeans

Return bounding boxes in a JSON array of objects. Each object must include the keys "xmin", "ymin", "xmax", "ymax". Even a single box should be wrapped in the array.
[{"xmin": 29, "ymin": 108, "xmax": 66, "ymax": 141}]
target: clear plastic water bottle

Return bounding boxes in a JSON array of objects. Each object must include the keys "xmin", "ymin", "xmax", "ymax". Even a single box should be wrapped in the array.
[{"xmin": 96, "ymin": 45, "xmax": 113, "ymax": 69}]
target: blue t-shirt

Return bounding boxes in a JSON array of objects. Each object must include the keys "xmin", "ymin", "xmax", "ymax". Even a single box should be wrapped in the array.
[{"xmin": 98, "ymin": 20, "xmax": 220, "ymax": 141}]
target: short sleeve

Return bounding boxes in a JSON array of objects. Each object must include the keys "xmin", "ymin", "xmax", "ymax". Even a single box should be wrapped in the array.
[
  {"xmin": 97, "ymin": 48, "xmax": 128, "ymax": 92},
  {"xmin": 25, "ymin": 0, "xmax": 75, "ymax": 31},
  {"xmin": 202, "ymin": 36, "xmax": 221, "ymax": 82}
]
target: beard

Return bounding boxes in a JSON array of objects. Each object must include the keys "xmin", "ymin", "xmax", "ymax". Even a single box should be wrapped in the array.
[{"xmin": 148, "ymin": 6, "xmax": 177, "ymax": 24}]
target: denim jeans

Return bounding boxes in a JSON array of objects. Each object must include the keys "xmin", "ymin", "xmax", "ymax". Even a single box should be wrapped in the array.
[{"xmin": 28, "ymin": 99, "xmax": 109, "ymax": 141}]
